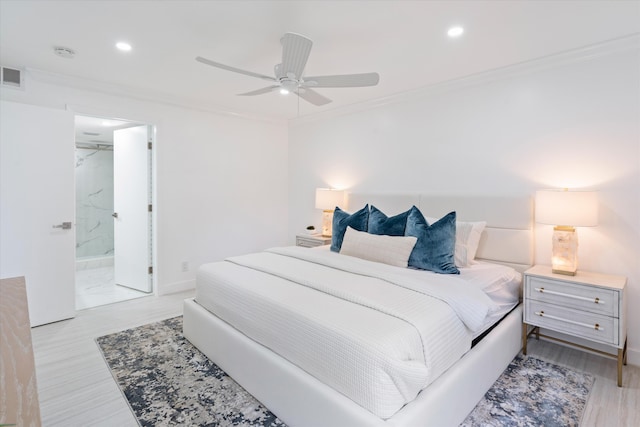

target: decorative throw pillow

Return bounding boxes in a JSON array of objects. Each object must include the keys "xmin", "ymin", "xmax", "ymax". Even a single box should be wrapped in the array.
[
  {"xmin": 330, "ymin": 205, "xmax": 369, "ymax": 252},
  {"xmin": 368, "ymin": 205, "xmax": 413, "ymax": 236},
  {"xmin": 340, "ymin": 227, "xmax": 417, "ymax": 268},
  {"xmin": 427, "ymin": 217, "xmax": 486, "ymax": 267},
  {"xmin": 405, "ymin": 209, "xmax": 459, "ymax": 274}
]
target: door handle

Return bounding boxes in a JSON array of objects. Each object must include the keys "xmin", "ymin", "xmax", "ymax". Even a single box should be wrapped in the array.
[
  {"xmin": 53, "ymin": 222, "xmax": 72, "ymax": 230},
  {"xmin": 112, "ymin": 212, "xmax": 119, "ymax": 219}
]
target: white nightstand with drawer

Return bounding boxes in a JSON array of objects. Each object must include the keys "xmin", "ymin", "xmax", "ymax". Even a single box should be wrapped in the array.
[
  {"xmin": 295, "ymin": 234, "xmax": 331, "ymax": 248},
  {"xmin": 522, "ymin": 265, "xmax": 627, "ymax": 386}
]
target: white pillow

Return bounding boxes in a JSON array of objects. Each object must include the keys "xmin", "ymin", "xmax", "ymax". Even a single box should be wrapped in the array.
[
  {"xmin": 339, "ymin": 227, "xmax": 418, "ymax": 268},
  {"xmin": 427, "ymin": 217, "xmax": 486, "ymax": 267}
]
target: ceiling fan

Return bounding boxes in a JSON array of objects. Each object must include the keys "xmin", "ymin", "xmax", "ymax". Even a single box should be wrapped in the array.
[{"xmin": 196, "ymin": 32, "xmax": 380, "ymax": 106}]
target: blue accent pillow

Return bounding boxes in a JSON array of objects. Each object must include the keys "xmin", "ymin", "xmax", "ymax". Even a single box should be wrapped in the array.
[
  {"xmin": 330, "ymin": 205, "xmax": 369, "ymax": 252},
  {"xmin": 368, "ymin": 205, "xmax": 412, "ymax": 236},
  {"xmin": 405, "ymin": 209, "xmax": 459, "ymax": 274}
]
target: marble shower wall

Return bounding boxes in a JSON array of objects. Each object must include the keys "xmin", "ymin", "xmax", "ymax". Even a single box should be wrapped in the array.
[{"xmin": 75, "ymin": 146, "xmax": 114, "ymax": 258}]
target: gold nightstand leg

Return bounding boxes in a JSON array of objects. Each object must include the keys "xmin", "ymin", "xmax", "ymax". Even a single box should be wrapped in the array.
[
  {"xmin": 618, "ymin": 348, "xmax": 623, "ymax": 387},
  {"xmin": 618, "ymin": 339, "xmax": 627, "ymax": 387}
]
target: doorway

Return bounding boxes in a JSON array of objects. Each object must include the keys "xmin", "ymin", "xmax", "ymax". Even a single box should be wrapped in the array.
[{"xmin": 74, "ymin": 115, "xmax": 153, "ymax": 309}]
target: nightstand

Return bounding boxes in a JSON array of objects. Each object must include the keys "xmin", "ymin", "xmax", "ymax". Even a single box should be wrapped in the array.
[
  {"xmin": 295, "ymin": 234, "xmax": 331, "ymax": 248},
  {"xmin": 522, "ymin": 265, "xmax": 627, "ymax": 386}
]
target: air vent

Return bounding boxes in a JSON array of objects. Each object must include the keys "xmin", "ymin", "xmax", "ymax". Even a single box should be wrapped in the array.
[{"xmin": 1, "ymin": 66, "xmax": 24, "ymax": 89}]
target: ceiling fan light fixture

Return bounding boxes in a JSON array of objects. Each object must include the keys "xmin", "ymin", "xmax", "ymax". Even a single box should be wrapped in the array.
[{"xmin": 196, "ymin": 32, "xmax": 380, "ymax": 106}]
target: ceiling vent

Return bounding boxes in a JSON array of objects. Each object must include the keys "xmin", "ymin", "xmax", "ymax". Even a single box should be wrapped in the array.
[{"xmin": 1, "ymin": 66, "xmax": 24, "ymax": 90}]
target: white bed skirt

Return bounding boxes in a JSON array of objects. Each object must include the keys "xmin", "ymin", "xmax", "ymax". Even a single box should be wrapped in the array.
[{"xmin": 183, "ymin": 298, "xmax": 523, "ymax": 427}]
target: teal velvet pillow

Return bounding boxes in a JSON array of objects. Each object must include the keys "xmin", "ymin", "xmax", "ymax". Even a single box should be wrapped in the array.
[
  {"xmin": 368, "ymin": 205, "xmax": 413, "ymax": 236},
  {"xmin": 330, "ymin": 205, "xmax": 369, "ymax": 252},
  {"xmin": 405, "ymin": 209, "xmax": 459, "ymax": 274}
]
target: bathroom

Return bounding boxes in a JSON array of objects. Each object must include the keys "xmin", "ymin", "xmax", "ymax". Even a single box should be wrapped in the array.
[{"xmin": 74, "ymin": 115, "xmax": 151, "ymax": 309}]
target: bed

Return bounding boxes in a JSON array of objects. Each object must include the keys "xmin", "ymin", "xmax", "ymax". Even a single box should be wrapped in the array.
[{"xmin": 183, "ymin": 193, "xmax": 533, "ymax": 426}]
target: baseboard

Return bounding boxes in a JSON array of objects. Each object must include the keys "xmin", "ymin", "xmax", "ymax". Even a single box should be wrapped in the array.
[
  {"xmin": 158, "ymin": 279, "xmax": 195, "ymax": 296},
  {"xmin": 626, "ymin": 347, "xmax": 640, "ymax": 367}
]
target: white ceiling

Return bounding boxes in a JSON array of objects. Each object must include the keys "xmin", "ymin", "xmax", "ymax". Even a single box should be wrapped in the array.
[{"xmin": 1, "ymin": 0, "xmax": 639, "ymax": 121}]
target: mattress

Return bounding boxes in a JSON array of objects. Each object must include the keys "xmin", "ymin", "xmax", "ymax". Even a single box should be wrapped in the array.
[{"xmin": 194, "ymin": 246, "xmax": 519, "ymax": 419}]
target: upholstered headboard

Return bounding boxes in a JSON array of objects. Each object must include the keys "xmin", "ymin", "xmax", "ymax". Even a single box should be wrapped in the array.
[{"xmin": 346, "ymin": 193, "xmax": 534, "ymax": 273}]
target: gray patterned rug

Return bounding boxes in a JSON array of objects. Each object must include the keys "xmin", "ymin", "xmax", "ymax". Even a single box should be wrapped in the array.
[
  {"xmin": 97, "ymin": 316, "xmax": 594, "ymax": 426},
  {"xmin": 461, "ymin": 354, "xmax": 594, "ymax": 426}
]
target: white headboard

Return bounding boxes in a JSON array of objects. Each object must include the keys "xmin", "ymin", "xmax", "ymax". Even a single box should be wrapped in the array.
[{"xmin": 347, "ymin": 193, "xmax": 534, "ymax": 273}]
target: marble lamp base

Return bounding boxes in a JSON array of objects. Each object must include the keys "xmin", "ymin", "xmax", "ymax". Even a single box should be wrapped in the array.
[{"xmin": 551, "ymin": 226, "xmax": 578, "ymax": 276}]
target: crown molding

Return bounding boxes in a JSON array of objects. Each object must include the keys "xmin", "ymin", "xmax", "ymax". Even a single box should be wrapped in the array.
[
  {"xmin": 26, "ymin": 68, "xmax": 287, "ymax": 125},
  {"xmin": 290, "ymin": 33, "xmax": 640, "ymax": 127}
]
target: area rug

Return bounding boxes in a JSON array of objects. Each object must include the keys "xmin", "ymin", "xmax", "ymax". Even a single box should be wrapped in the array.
[
  {"xmin": 97, "ymin": 316, "xmax": 594, "ymax": 426},
  {"xmin": 460, "ymin": 354, "xmax": 594, "ymax": 427}
]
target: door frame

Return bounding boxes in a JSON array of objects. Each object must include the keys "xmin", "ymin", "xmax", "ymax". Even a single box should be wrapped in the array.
[{"xmin": 70, "ymin": 105, "xmax": 157, "ymax": 297}]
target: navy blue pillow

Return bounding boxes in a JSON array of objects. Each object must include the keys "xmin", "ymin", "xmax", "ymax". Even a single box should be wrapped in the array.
[
  {"xmin": 405, "ymin": 209, "xmax": 459, "ymax": 274},
  {"xmin": 368, "ymin": 205, "xmax": 412, "ymax": 236},
  {"xmin": 330, "ymin": 205, "xmax": 369, "ymax": 252}
]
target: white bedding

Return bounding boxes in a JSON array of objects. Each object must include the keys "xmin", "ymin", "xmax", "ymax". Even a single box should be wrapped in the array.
[
  {"xmin": 459, "ymin": 260, "xmax": 521, "ymax": 338},
  {"xmin": 194, "ymin": 246, "xmax": 518, "ymax": 419}
]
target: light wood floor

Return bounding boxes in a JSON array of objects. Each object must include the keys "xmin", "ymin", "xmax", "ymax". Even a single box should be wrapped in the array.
[
  {"xmin": 31, "ymin": 294, "xmax": 639, "ymax": 426},
  {"xmin": 31, "ymin": 290, "xmax": 194, "ymax": 426}
]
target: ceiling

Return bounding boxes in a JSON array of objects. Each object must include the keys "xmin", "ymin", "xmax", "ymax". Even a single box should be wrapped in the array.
[{"xmin": 1, "ymin": 0, "xmax": 639, "ymax": 122}]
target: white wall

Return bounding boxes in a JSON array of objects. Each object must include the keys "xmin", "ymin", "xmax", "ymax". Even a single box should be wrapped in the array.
[
  {"xmin": 1, "ymin": 76, "xmax": 289, "ymax": 296},
  {"xmin": 288, "ymin": 45, "xmax": 640, "ymax": 363}
]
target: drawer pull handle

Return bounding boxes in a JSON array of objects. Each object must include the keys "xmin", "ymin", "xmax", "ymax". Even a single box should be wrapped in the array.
[
  {"xmin": 534, "ymin": 287, "xmax": 605, "ymax": 305},
  {"xmin": 534, "ymin": 311, "xmax": 605, "ymax": 331}
]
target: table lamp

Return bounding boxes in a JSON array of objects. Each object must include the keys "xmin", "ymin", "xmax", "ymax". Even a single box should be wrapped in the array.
[
  {"xmin": 315, "ymin": 188, "xmax": 345, "ymax": 237},
  {"xmin": 535, "ymin": 189, "xmax": 598, "ymax": 275}
]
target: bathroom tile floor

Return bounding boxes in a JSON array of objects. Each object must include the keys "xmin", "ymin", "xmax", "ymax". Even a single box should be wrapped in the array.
[{"xmin": 75, "ymin": 266, "xmax": 149, "ymax": 310}]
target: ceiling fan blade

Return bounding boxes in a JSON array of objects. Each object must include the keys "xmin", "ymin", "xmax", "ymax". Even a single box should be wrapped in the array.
[
  {"xmin": 303, "ymin": 72, "xmax": 380, "ymax": 88},
  {"xmin": 280, "ymin": 33, "xmax": 312, "ymax": 79},
  {"xmin": 196, "ymin": 56, "xmax": 276, "ymax": 82},
  {"xmin": 237, "ymin": 86, "xmax": 280, "ymax": 96},
  {"xmin": 297, "ymin": 88, "xmax": 332, "ymax": 106}
]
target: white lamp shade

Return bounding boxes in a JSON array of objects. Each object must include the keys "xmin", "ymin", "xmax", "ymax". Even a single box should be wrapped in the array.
[
  {"xmin": 535, "ymin": 190, "xmax": 598, "ymax": 227},
  {"xmin": 315, "ymin": 188, "xmax": 345, "ymax": 211}
]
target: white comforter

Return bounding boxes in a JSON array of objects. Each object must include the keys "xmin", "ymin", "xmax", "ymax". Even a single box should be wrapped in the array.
[{"xmin": 195, "ymin": 246, "xmax": 498, "ymax": 419}]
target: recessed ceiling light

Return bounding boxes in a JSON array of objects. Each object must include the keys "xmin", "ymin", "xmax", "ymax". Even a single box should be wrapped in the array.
[
  {"xmin": 116, "ymin": 42, "xmax": 132, "ymax": 52},
  {"xmin": 447, "ymin": 26, "xmax": 464, "ymax": 38}
]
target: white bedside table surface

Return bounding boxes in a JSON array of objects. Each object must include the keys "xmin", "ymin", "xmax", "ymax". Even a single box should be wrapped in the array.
[
  {"xmin": 525, "ymin": 265, "xmax": 627, "ymax": 290},
  {"xmin": 296, "ymin": 234, "xmax": 331, "ymax": 241}
]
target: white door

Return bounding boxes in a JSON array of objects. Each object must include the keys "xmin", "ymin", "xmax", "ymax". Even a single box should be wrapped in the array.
[
  {"xmin": 113, "ymin": 126, "xmax": 152, "ymax": 292},
  {"xmin": 0, "ymin": 101, "xmax": 76, "ymax": 326}
]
